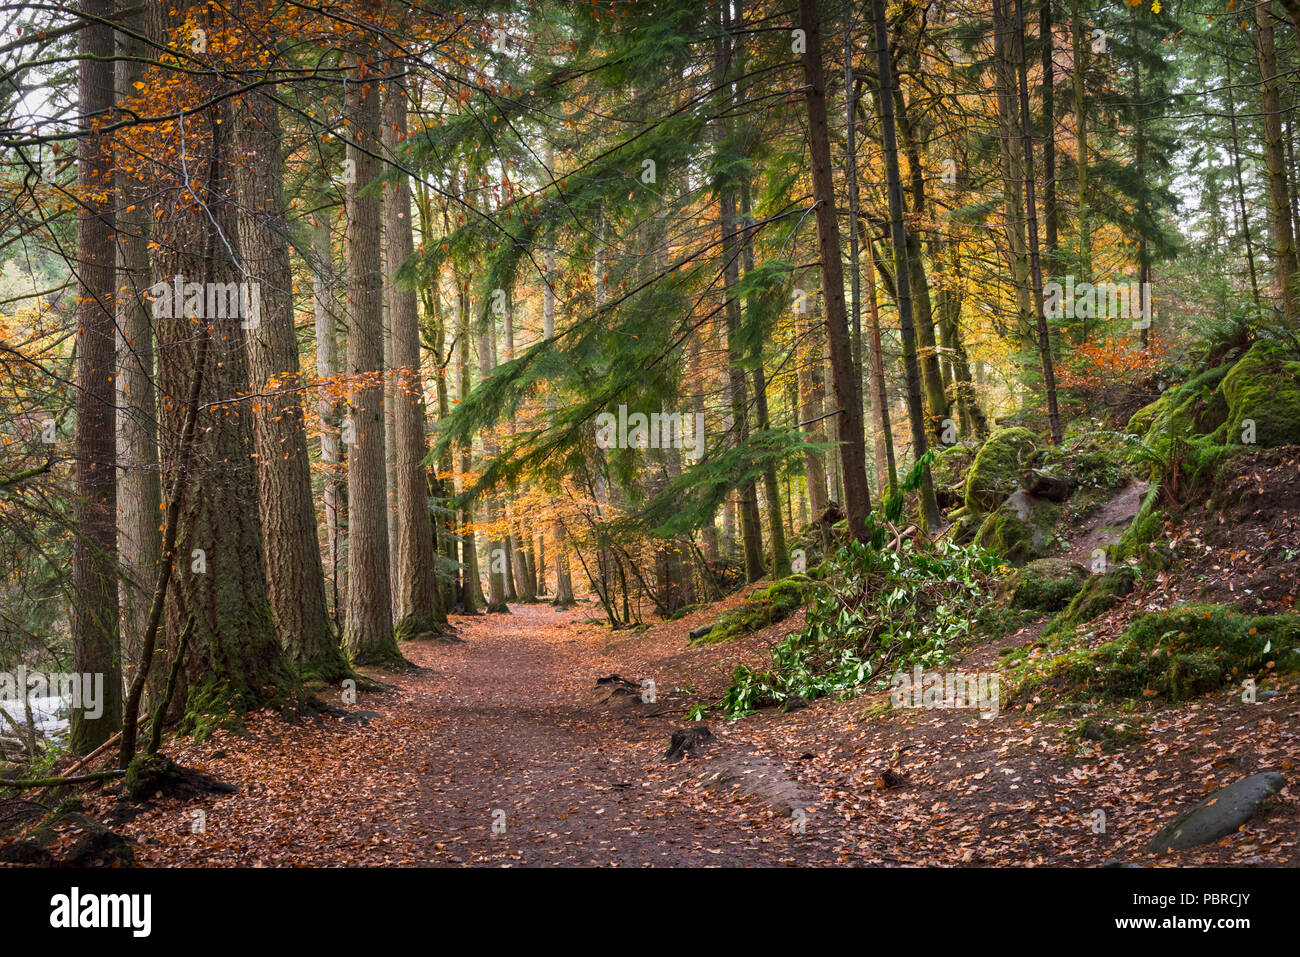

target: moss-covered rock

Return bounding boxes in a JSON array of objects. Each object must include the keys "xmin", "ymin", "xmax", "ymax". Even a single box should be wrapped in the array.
[
  {"xmin": 1040, "ymin": 432, "xmax": 1132, "ymax": 490},
  {"xmin": 1125, "ymin": 394, "xmax": 1167, "ymax": 439},
  {"xmin": 965, "ymin": 427, "xmax": 1040, "ymax": 513},
  {"xmin": 1216, "ymin": 341, "xmax": 1300, "ymax": 447},
  {"xmin": 933, "ymin": 443, "xmax": 975, "ymax": 487},
  {"xmin": 950, "ymin": 512, "xmax": 981, "ymax": 546},
  {"xmin": 1127, "ymin": 363, "xmax": 1234, "ymax": 441},
  {"xmin": 124, "ymin": 753, "xmax": 177, "ymax": 803},
  {"xmin": 1047, "ymin": 566, "xmax": 1137, "ymax": 632},
  {"xmin": 1008, "ymin": 558, "xmax": 1089, "ymax": 611},
  {"xmin": 1045, "ymin": 604, "xmax": 1300, "ymax": 703},
  {"xmin": 975, "ymin": 491, "xmax": 1059, "ymax": 566},
  {"xmin": 692, "ymin": 574, "xmax": 816, "ymax": 645}
]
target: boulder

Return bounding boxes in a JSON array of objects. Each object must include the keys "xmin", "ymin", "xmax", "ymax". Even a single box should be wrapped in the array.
[
  {"xmin": 1007, "ymin": 557, "xmax": 1088, "ymax": 611},
  {"xmin": 1126, "ymin": 362, "xmax": 1233, "ymax": 440},
  {"xmin": 975, "ymin": 490, "xmax": 1059, "ymax": 566},
  {"xmin": 0, "ymin": 840, "xmax": 55, "ymax": 866},
  {"xmin": 965, "ymin": 428, "xmax": 1040, "ymax": 513},
  {"xmin": 1148, "ymin": 772, "xmax": 1286, "ymax": 853},
  {"xmin": 1216, "ymin": 341, "xmax": 1300, "ymax": 447},
  {"xmin": 933, "ymin": 444, "xmax": 975, "ymax": 508},
  {"xmin": 1019, "ymin": 468, "xmax": 1075, "ymax": 502}
]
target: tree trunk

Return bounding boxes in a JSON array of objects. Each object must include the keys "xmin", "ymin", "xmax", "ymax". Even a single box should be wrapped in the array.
[
  {"xmin": 1040, "ymin": 0, "xmax": 1058, "ymax": 272},
  {"xmin": 740, "ymin": 176, "xmax": 787, "ymax": 578},
  {"xmin": 994, "ymin": 0, "xmax": 1035, "ymax": 371},
  {"xmin": 1255, "ymin": 0, "xmax": 1299, "ymax": 323},
  {"xmin": 800, "ymin": 0, "xmax": 874, "ymax": 540},
  {"xmin": 343, "ymin": 53, "xmax": 401, "ymax": 665},
  {"xmin": 937, "ymin": 241, "xmax": 989, "ymax": 440},
  {"xmin": 713, "ymin": 6, "xmax": 765, "ymax": 581},
  {"xmin": 312, "ymin": 219, "xmax": 347, "ymax": 624},
  {"xmin": 843, "ymin": 18, "xmax": 865, "ymax": 418},
  {"xmin": 383, "ymin": 237, "xmax": 398, "ymax": 614},
  {"xmin": 796, "ymin": 291, "xmax": 830, "ymax": 518},
  {"xmin": 867, "ymin": 0, "xmax": 939, "ymax": 531},
  {"xmin": 1014, "ymin": 0, "xmax": 1063, "ymax": 442},
  {"xmin": 234, "ymin": 91, "xmax": 348, "ymax": 681},
  {"xmin": 541, "ymin": 204, "xmax": 575, "ymax": 609},
  {"xmin": 152, "ymin": 101, "xmax": 291, "ymax": 726},
  {"xmin": 1128, "ymin": 4, "xmax": 1150, "ymax": 347},
  {"xmin": 477, "ymin": 311, "xmax": 509, "ymax": 614},
  {"xmin": 819, "ymin": 341, "xmax": 843, "ymax": 506},
  {"xmin": 1224, "ymin": 56, "xmax": 1261, "ymax": 307},
  {"xmin": 1072, "ymin": 1, "xmax": 1091, "ymax": 285},
  {"xmin": 71, "ymin": 0, "xmax": 122, "ymax": 753},
  {"xmin": 689, "ymin": 332, "xmax": 721, "ymax": 564},
  {"xmin": 864, "ymin": 249, "xmax": 898, "ymax": 494},
  {"xmin": 456, "ymin": 279, "xmax": 486, "ymax": 613},
  {"xmin": 114, "ymin": 0, "xmax": 163, "ymax": 708},
  {"xmin": 897, "ymin": 88, "xmax": 951, "ymax": 441},
  {"xmin": 383, "ymin": 77, "xmax": 443, "ymax": 639}
]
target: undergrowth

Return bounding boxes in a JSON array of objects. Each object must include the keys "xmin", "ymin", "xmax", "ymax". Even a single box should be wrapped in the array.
[{"xmin": 704, "ymin": 537, "xmax": 1000, "ymax": 719}]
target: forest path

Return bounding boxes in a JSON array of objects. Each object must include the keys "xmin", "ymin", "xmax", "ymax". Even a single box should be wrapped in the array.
[
  {"xmin": 92, "ymin": 598, "xmax": 1300, "ymax": 868},
  {"xmin": 120, "ymin": 603, "xmax": 839, "ymax": 867}
]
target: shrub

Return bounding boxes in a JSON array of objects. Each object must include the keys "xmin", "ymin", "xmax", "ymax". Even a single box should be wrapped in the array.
[{"xmin": 714, "ymin": 538, "xmax": 999, "ymax": 717}]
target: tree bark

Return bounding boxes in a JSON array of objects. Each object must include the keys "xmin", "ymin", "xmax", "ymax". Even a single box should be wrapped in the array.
[
  {"xmin": 1072, "ymin": 1, "xmax": 1091, "ymax": 285},
  {"xmin": 1040, "ymin": 0, "xmax": 1058, "ymax": 271},
  {"xmin": 713, "ymin": 4, "xmax": 765, "ymax": 580},
  {"xmin": 234, "ymin": 91, "xmax": 348, "ymax": 681},
  {"xmin": 800, "ymin": 0, "xmax": 874, "ymax": 540},
  {"xmin": 152, "ymin": 102, "xmax": 290, "ymax": 727},
  {"xmin": 867, "ymin": 0, "xmax": 939, "ymax": 531},
  {"xmin": 739, "ymin": 174, "xmax": 788, "ymax": 578},
  {"xmin": 71, "ymin": 0, "xmax": 122, "ymax": 753},
  {"xmin": 456, "ymin": 278, "xmax": 486, "ymax": 612},
  {"xmin": 383, "ymin": 76, "xmax": 444, "ymax": 638},
  {"xmin": 541, "ymin": 200, "xmax": 575, "ymax": 608},
  {"xmin": 896, "ymin": 87, "xmax": 952, "ymax": 441},
  {"xmin": 864, "ymin": 249, "xmax": 898, "ymax": 494},
  {"xmin": 1014, "ymin": 0, "xmax": 1063, "ymax": 442},
  {"xmin": 343, "ymin": 53, "xmax": 401, "ymax": 664},
  {"xmin": 796, "ymin": 291, "xmax": 830, "ymax": 519},
  {"xmin": 114, "ymin": 0, "xmax": 162, "ymax": 709},
  {"xmin": 476, "ymin": 307, "xmax": 509, "ymax": 614},
  {"xmin": 312, "ymin": 219, "xmax": 347, "ymax": 623},
  {"xmin": 1255, "ymin": 1, "xmax": 1299, "ymax": 323}
]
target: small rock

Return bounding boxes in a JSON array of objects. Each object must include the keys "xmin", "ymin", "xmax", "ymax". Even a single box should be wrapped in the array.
[
  {"xmin": 1148, "ymin": 772, "xmax": 1286, "ymax": 853},
  {"xmin": 688, "ymin": 624, "xmax": 714, "ymax": 641}
]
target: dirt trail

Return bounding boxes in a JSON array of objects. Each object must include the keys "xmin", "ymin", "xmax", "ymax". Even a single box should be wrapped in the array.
[
  {"xmin": 114, "ymin": 605, "xmax": 837, "ymax": 867},
  {"xmin": 79, "ymin": 595, "xmax": 1299, "ymax": 868},
  {"xmin": 1062, "ymin": 477, "xmax": 1150, "ymax": 563}
]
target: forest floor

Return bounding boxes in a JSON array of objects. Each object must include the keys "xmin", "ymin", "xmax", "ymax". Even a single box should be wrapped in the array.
[{"xmin": 63, "ymin": 577, "xmax": 1298, "ymax": 867}]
